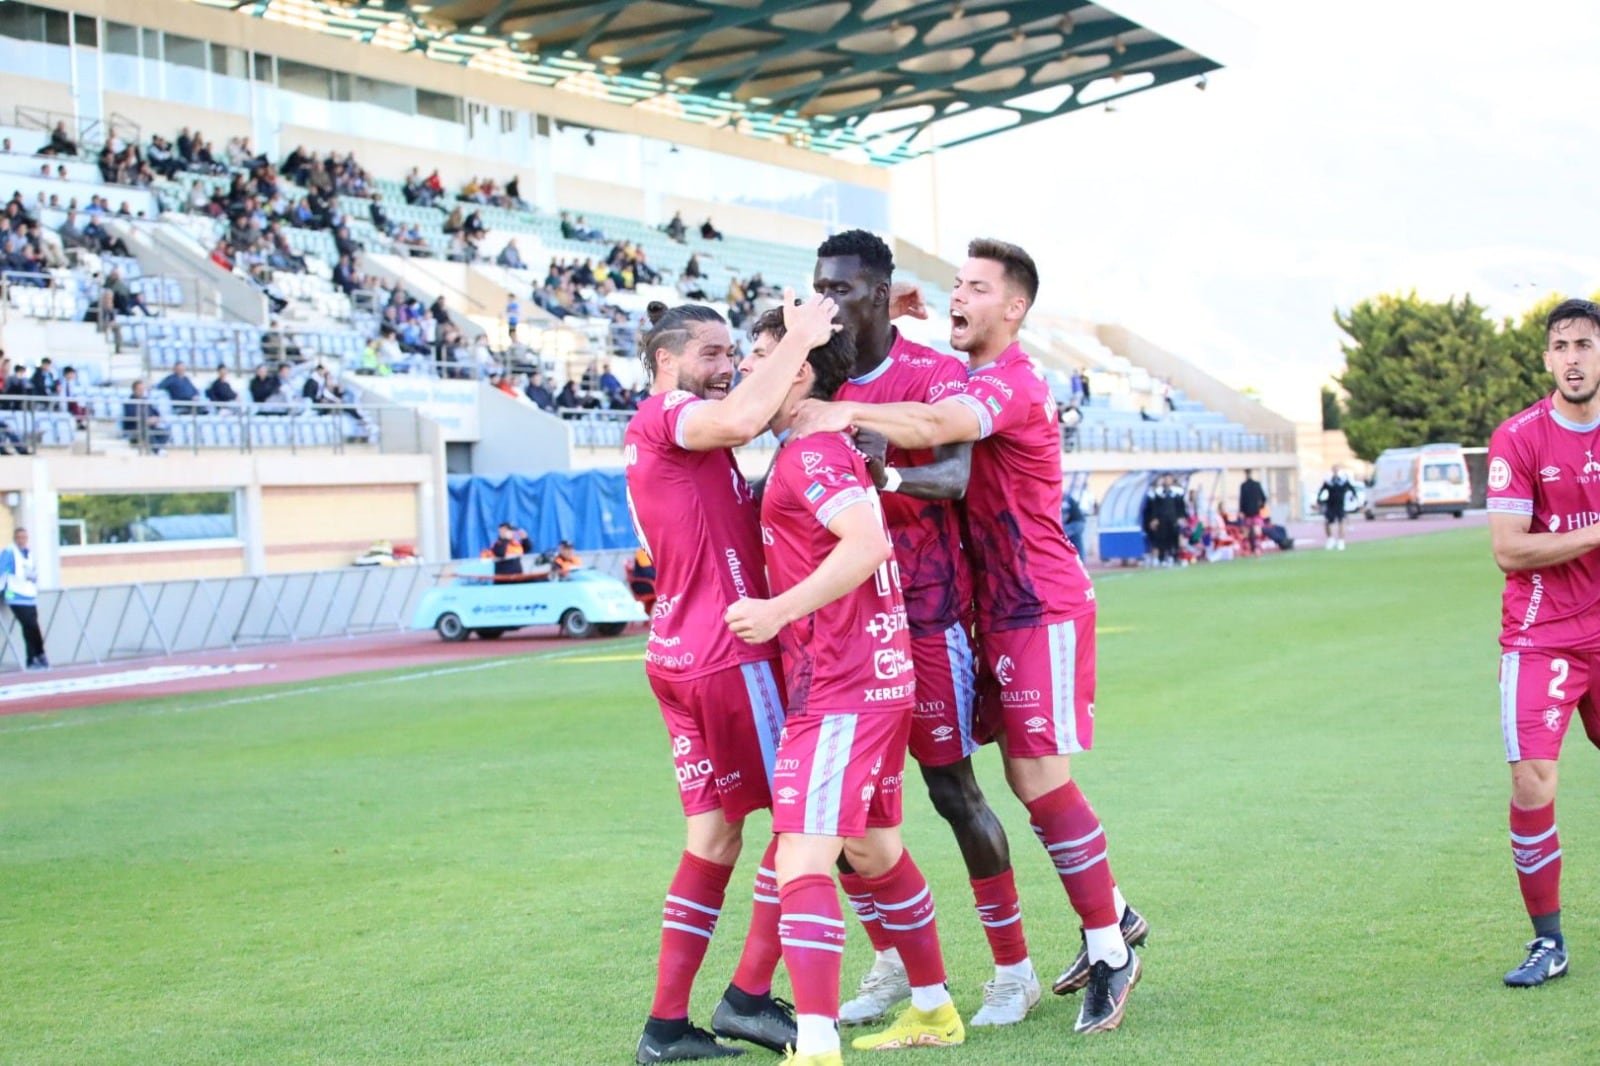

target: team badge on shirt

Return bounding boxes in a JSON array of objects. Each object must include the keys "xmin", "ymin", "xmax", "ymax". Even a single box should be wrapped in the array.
[{"xmin": 804, "ymin": 482, "xmax": 826, "ymax": 503}]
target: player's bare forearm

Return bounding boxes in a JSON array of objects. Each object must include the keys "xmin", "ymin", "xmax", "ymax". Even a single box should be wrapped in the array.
[
  {"xmin": 852, "ymin": 401, "xmax": 980, "ymax": 450},
  {"xmin": 771, "ymin": 511, "xmax": 892, "ymax": 625},
  {"xmin": 893, "ymin": 443, "xmax": 972, "ymax": 501},
  {"xmin": 1489, "ymin": 514, "xmax": 1600, "ymax": 572}
]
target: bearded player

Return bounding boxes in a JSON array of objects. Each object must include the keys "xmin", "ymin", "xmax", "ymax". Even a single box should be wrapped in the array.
[
  {"xmin": 806, "ymin": 229, "xmax": 1039, "ymax": 1027},
  {"xmin": 792, "ymin": 239, "xmax": 1147, "ymax": 1034},
  {"xmin": 1487, "ymin": 297, "xmax": 1600, "ymax": 987},
  {"xmin": 726, "ymin": 323, "xmax": 962, "ymax": 1066},
  {"xmin": 625, "ymin": 293, "xmax": 839, "ymax": 1061}
]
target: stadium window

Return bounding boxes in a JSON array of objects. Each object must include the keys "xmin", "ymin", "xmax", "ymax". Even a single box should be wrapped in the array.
[
  {"xmin": 57, "ymin": 492, "xmax": 240, "ymax": 547},
  {"xmin": 72, "ymin": 14, "xmax": 97, "ymax": 49},
  {"xmin": 0, "ymin": 2, "xmax": 68, "ymax": 44},
  {"xmin": 416, "ymin": 89, "xmax": 462, "ymax": 124},
  {"xmin": 277, "ymin": 58, "xmax": 334, "ymax": 100},
  {"xmin": 141, "ymin": 27, "xmax": 161, "ymax": 62},
  {"xmin": 252, "ymin": 52, "xmax": 274, "ymax": 83},
  {"xmin": 353, "ymin": 75, "xmax": 413, "ymax": 114},
  {"xmin": 164, "ymin": 33, "xmax": 206, "ymax": 72},
  {"xmin": 103, "ymin": 20, "xmax": 137, "ymax": 56},
  {"xmin": 211, "ymin": 43, "xmax": 247, "ymax": 79}
]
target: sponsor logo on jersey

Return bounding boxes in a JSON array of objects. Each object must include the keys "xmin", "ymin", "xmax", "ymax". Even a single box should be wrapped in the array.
[
  {"xmin": 1488, "ymin": 457, "xmax": 1512, "ymax": 491},
  {"xmin": 860, "ymin": 784, "xmax": 875, "ymax": 804},
  {"xmin": 1520, "ymin": 572, "xmax": 1545, "ymax": 632},
  {"xmin": 873, "ymin": 647, "xmax": 913, "ymax": 681},
  {"xmin": 671, "ymin": 734, "xmax": 693, "ymax": 756},
  {"xmin": 1541, "ymin": 465, "xmax": 1563, "ymax": 483},
  {"xmin": 1000, "ymin": 689, "xmax": 1043, "ymax": 704},
  {"xmin": 725, "ymin": 548, "xmax": 750, "ymax": 598},
  {"xmin": 714, "ymin": 771, "xmax": 741, "ymax": 789},
  {"xmin": 1024, "ymin": 715, "xmax": 1049, "ymax": 733},
  {"xmin": 663, "ymin": 390, "xmax": 695, "ymax": 410},
  {"xmin": 994, "ymin": 654, "xmax": 1016, "ymax": 686},
  {"xmin": 917, "ymin": 700, "xmax": 949, "ymax": 716},
  {"xmin": 775, "ymin": 758, "xmax": 801, "ymax": 772},
  {"xmin": 653, "ymin": 593, "xmax": 683, "ymax": 622},
  {"xmin": 865, "ymin": 607, "xmax": 908, "ymax": 643},
  {"xmin": 804, "ymin": 481, "xmax": 826, "ymax": 503},
  {"xmin": 862, "ymin": 684, "xmax": 913, "ymax": 703},
  {"xmin": 761, "ymin": 524, "xmax": 775, "ymax": 546},
  {"xmin": 676, "ymin": 757, "xmax": 714, "ymax": 787},
  {"xmin": 1548, "ymin": 511, "xmax": 1600, "ymax": 534},
  {"xmin": 1545, "ymin": 707, "xmax": 1563, "ymax": 732},
  {"xmin": 1586, "ymin": 450, "xmax": 1600, "ymax": 476}
]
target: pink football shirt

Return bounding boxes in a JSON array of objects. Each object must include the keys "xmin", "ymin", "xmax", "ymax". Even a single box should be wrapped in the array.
[
  {"xmin": 940, "ymin": 342, "xmax": 1093, "ymax": 633},
  {"xmin": 624, "ymin": 389, "xmax": 776, "ymax": 679},
  {"xmin": 1487, "ymin": 395, "xmax": 1600, "ymax": 652},
  {"xmin": 761, "ymin": 430, "xmax": 915, "ymax": 713},
  {"xmin": 833, "ymin": 331, "xmax": 974, "ymax": 637}
]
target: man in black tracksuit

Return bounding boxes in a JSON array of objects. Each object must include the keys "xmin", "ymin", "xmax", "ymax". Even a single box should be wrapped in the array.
[
  {"xmin": 1238, "ymin": 469, "xmax": 1267, "ymax": 554},
  {"xmin": 1142, "ymin": 475, "xmax": 1188, "ymax": 567}
]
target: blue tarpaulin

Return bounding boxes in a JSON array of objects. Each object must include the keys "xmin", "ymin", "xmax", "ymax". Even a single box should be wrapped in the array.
[{"xmin": 448, "ymin": 471, "xmax": 639, "ymax": 560}]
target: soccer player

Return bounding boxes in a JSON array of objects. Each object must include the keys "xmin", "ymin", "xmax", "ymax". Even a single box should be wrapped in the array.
[
  {"xmin": 1486, "ymin": 297, "xmax": 1600, "ymax": 987},
  {"xmin": 1316, "ymin": 466, "xmax": 1358, "ymax": 550},
  {"xmin": 625, "ymin": 292, "xmax": 840, "ymax": 1062},
  {"xmin": 807, "ymin": 229, "xmax": 1039, "ymax": 1027},
  {"xmin": 725, "ymin": 327, "xmax": 963, "ymax": 1065},
  {"xmin": 791, "ymin": 239, "xmax": 1147, "ymax": 1034}
]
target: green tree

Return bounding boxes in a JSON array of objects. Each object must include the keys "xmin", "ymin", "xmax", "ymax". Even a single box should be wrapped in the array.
[
  {"xmin": 1334, "ymin": 292, "xmax": 1539, "ymax": 461},
  {"xmin": 1320, "ymin": 386, "xmax": 1343, "ymax": 431}
]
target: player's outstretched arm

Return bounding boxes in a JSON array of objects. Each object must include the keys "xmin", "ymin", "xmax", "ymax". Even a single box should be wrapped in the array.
[
  {"xmin": 856, "ymin": 430, "xmax": 972, "ymax": 501},
  {"xmin": 1489, "ymin": 512, "xmax": 1600, "ymax": 573},
  {"xmin": 724, "ymin": 502, "xmax": 892, "ymax": 645},
  {"xmin": 791, "ymin": 398, "xmax": 982, "ymax": 451},
  {"xmin": 679, "ymin": 291, "xmax": 839, "ymax": 451}
]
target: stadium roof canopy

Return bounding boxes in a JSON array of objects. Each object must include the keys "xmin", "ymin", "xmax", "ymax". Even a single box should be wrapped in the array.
[{"xmin": 205, "ymin": 0, "xmax": 1222, "ymax": 164}]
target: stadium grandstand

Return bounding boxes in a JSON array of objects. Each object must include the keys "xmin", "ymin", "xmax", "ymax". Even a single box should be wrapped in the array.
[{"xmin": 0, "ymin": 0, "xmax": 1305, "ymax": 656}]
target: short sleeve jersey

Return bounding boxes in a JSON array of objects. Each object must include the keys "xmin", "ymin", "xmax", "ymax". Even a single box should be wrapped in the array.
[
  {"xmin": 624, "ymin": 389, "xmax": 776, "ymax": 679},
  {"xmin": 832, "ymin": 331, "xmax": 974, "ymax": 637},
  {"xmin": 1486, "ymin": 396, "xmax": 1600, "ymax": 652},
  {"xmin": 941, "ymin": 343, "xmax": 1094, "ymax": 633},
  {"xmin": 761, "ymin": 430, "xmax": 915, "ymax": 714}
]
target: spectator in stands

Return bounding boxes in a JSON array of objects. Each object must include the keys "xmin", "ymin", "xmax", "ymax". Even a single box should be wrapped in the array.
[
  {"xmin": 505, "ymin": 175, "xmax": 525, "ymax": 208},
  {"xmin": 303, "ymin": 364, "xmax": 338, "ymax": 411},
  {"xmin": 147, "ymin": 135, "xmax": 180, "ymax": 178},
  {"xmin": 80, "ymin": 212, "xmax": 126, "ymax": 256},
  {"xmin": 470, "ymin": 335, "xmax": 498, "ymax": 379},
  {"xmin": 493, "ymin": 371, "xmax": 519, "ymax": 399},
  {"xmin": 60, "ymin": 365, "xmax": 86, "ymax": 428},
  {"xmin": 497, "ymin": 239, "xmax": 527, "ymax": 270},
  {"xmin": 333, "ymin": 254, "xmax": 361, "ymax": 296},
  {"xmin": 122, "ymin": 380, "xmax": 169, "ymax": 454},
  {"xmin": 682, "ymin": 252, "xmax": 703, "ymax": 279},
  {"xmin": 334, "ymin": 225, "xmax": 361, "ymax": 260},
  {"xmin": 463, "ymin": 210, "xmax": 486, "ymax": 241},
  {"xmin": 1, "ymin": 138, "xmax": 11, "ymax": 154},
  {"xmin": 102, "ymin": 268, "xmax": 153, "ymax": 317},
  {"xmin": 575, "ymin": 215, "xmax": 605, "ymax": 242},
  {"xmin": 401, "ymin": 167, "xmax": 428, "ymax": 207},
  {"xmin": 525, "ymin": 369, "xmax": 555, "ymax": 412},
  {"xmin": 2, "ymin": 362, "xmax": 30, "ymax": 409},
  {"xmin": 556, "ymin": 380, "xmax": 581, "ymax": 410},
  {"xmin": 1069, "ymin": 368, "xmax": 1086, "ymax": 407},
  {"xmin": 505, "ymin": 295, "xmax": 520, "ymax": 341},
  {"xmin": 442, "ymin": 205, "xmax": 465, "ymax": 235},
  {"xmin": 41, "ymin": 121, "xmax": 77, "ymax": 157},
  {"xmin": 375, "ymin": 324, "xmax": 407, "ymax": 373},
  {"xmin": 598, "ymin": 361, "xmax": 623, "ymax": 398},
  {"xmin": 559, "ymin": 211, "xmax": 578, "ymax": 240},
  {"xmin": 368, "ymin": 192, "xmax": 395, "ymax": 237},
  {"xmin": 248, "ymin": 363, "xmax": 284, "ymax": 411},
  {"xmin": 210, "ymin": 239, "xmax": 234, "ymax": 273},
  {"xmin": 446, "ymin": 230, "xmax": 474, "ymax": 263},
  {"xmin": 424, "ymin": 170, "xmax": 444, "ymax": 202},
  {"xmin": 206, "ymin": 365, "xmax": 240, "ymax": 409},
  {"xmin": 664, "ymin": 210, "xmax": 687, "ymax": 243},
  {"xmin": 699, "ymin": 217, "xmax": 723, "ymax": 241},
  {"xmin": 29, "ymin": 358, "xmax": 58, "ymax": 398},
  {"xmin": 157, "ymin": 362, "xmax": 204, "ymax": 411}
]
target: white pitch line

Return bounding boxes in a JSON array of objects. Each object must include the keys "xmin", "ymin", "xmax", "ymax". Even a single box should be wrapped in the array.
[{"xmin": 0, "ymin": 640, "xmax": 647, "ymax": 736}]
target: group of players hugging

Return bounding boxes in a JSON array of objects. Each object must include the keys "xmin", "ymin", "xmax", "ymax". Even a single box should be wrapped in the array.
[{"xmin": 625, "ymin": 231, "xmax": 1143, "ymax": 1065}]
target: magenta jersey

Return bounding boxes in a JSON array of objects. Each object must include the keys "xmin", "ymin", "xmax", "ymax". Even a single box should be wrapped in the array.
[
  {"xmin": 1486, "ymin": 395, "xmax": 1600, "ymax": 652},
  {"xmin": 941, "ymin": 342, "xmax": 1093, "ymax": 633},
  {"xmin": 624, "ymin": 389, "xmax": 777, "ymax": 679},
  {"xmin": 761, "ymin": 430, "xmax": 915, "ymax": 714},
  {"xmin": 833, "ymin": 331, "xmax": 974, "ymax": 637}
]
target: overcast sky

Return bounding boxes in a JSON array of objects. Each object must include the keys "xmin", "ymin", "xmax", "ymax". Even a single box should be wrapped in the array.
[{"xmin": 907, "ymin": 0, "xmax": 1600, "ymax": 420}]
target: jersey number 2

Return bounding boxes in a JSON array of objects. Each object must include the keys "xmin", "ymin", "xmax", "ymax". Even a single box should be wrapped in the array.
[{"xmin": 1549, "ymin": 658, "xmax": 1570, "ymax": 700}]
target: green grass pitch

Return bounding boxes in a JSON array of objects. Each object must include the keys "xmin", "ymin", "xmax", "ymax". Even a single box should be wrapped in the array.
[{"xmin": 5, "ymin": 527, "xmax": 1600, "ymax": 1064}]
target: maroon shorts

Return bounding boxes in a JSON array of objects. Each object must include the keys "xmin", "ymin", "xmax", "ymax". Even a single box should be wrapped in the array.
[
  {"xmin": 1499, "ymin": 648, "xmax": 1600, "ymax": 763},
  {"xmin": 651, "ymin": 659, "xmax": 786, "ymax": 822},
  {"xmin": 975, "ymin": 615, "xmax": 1096, "ymax": 758},
  {"xmin": 770, "ymin": 709, "xmax": 912, "ymax": 838},
  {"xmin": 907, "ymin": 624, "xmax": 980, "ymax": 767}
]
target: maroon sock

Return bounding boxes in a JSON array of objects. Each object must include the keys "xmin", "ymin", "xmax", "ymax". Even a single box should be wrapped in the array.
[
  {"xmin": 971, "ymin": 868, "xmax": 1029, "ymax": 966},
  {"xmin": 1025, "ymin": 781, "xmax": 1118, "ymax": 930},
  {"xmin": 779, "ymin": 874, "xmax": 846, "ymax": 1019},
  {"xmin": 731, "ymin": 837, "xmax": 782, "ymax": 996},
  {"xmin": 1511, "ymin": 801, "xmax": 1562, "ymax": 922},
  {"xmin": 862, "ymin": 849, "xmax": 947, "ymax": 989},
  {"xmin": 650, "ymin": 851, "xmax": 732, "ymax": 1019},
  {"xmin": 838, "ymin": 869, "xmax": 896, "ymax": 954}
]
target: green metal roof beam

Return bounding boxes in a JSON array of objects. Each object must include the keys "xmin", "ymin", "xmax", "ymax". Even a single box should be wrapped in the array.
[
  {"xmin": 612, "ymin": 0, "xmax": 820, "ymax": 68},
  {"xmin": 769, "ymin": 3, "xmax": 1125, "ymax": 110},
  {"xmin": 495, "ymin": 0, "xmax": 642, "ymax": 44},
  {"xmin": 826, "ymin": 36, "xmax": 1180, "ymax": 125}
]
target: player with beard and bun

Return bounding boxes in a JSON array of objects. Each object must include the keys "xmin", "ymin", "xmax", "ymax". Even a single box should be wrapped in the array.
[
  {"xmin": 726, "ymin": 323, "xmax": 962, "ymax": 1066},
  {"xmin": 625, "ymin": 292, "xmax": 841, "ymax": 1062},
  {"xmin": 808, "ymin": 229, "xmax": 1041, "ymax": 1028},
  {"xmin": 1487, "ymin": 297, "xmax": 1600, "ymax": 988},
  {"xmin": 791, "ymin": 239, "xmax": 1148, "ymax": 1035}
]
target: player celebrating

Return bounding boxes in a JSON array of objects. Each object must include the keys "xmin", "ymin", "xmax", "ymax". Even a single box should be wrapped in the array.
[
  {"xmin": 1486, "ymin": 297, "xmax": 1600, "ymax": 987},
  {"xmin": 792, "ymin": 239, "xmax": 1147, "ymax": 1035},
  {"xmin": 726, "ymin": 326, "xmax": 963, "ymax": 1065},
  {"xmin": 1316, "ymin": 467, "xmax": 1359, "ymax": 550},
  {"xmin": 806, "ymin": 229, "xmax": 1040, "ymax": 1027},
  {"xmin": 626, "ymin": 293, "xmax": 840, "ymax": 1062}
]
